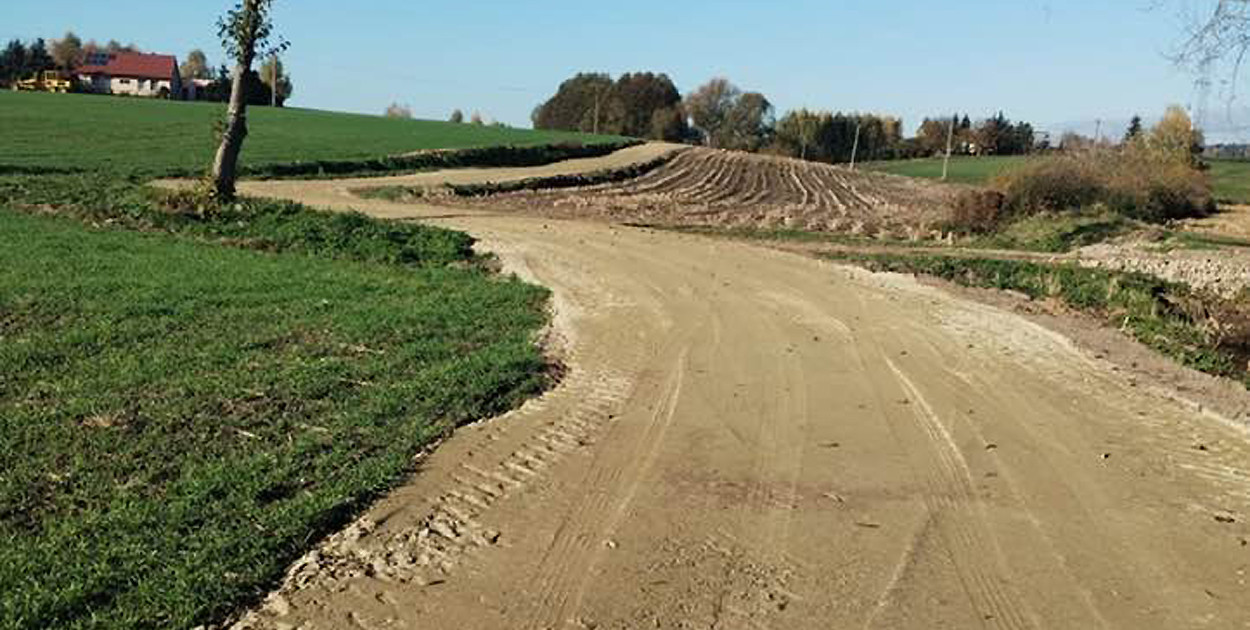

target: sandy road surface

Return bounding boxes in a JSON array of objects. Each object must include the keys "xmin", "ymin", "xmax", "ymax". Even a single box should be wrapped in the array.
[{"xmin": 232, "ymin": 148, "xmax": 1250, "ymax": 629}]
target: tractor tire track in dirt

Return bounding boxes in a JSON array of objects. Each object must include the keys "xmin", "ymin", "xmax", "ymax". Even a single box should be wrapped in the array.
[{"xmin": 227, "ymin": 144, "xmax": 1250, "ymax": 629}]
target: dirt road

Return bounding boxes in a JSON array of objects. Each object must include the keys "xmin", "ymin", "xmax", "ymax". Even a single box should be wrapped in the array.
[{"xmin": 233, "ymin": 147, "xmax": 1250, "ymax": 629}]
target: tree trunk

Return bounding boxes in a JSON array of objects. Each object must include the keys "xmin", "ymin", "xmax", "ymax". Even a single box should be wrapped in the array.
[{"xmin": 212, "ymin": 63, "xmax": 251, "ymax": 201}]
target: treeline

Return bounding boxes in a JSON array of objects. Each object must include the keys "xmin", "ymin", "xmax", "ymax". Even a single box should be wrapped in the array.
[
  {"xmin": 533, "ymin": 73, "xmax": 1041, "ymax": 164},
  {"xmin": 532, "ymin": 72, "xmax": 688, "ymax": 141},
  {"xmin": 0, "ymin": 39, "xmax": 55, "ymax": 86},
  {"xmin": 2, "ymin": 33, "xmax": 143, "ymax": 83},
  {"xmin": 915, "ymin": 113, "xmax": 1036, "ymax": 156}
]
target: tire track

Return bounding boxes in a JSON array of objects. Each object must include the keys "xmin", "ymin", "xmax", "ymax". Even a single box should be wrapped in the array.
[{"xmin": 523, "ymin": 348, "xmax": 690, "ymax": 630}]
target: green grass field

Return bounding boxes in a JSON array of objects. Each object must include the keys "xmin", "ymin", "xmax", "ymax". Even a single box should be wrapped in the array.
[
  {"xmin": 863, "ymin": 155, "xmax": 1032, "ymax": 185},
  {"xmin": 870, "ymin": 153, "xmax": 1250, "ymax": 207},
  {"xmin": 866, "ymin": 154, "xmax": 1250, "ymax": 206},
  {"xmin": 1209, "ymin": 159, "xmax": 1250, "ymax": 204},
  {"xmin": 0, "ymin": 91, "xmax": 627, "ymax": 177},
  {"xmin": 0, "ymin": 93, "xmax": 567, "ymax": 628},
  {"xmin": 0, "ymin": 178, "xmax": 549, "ymax": 629}
]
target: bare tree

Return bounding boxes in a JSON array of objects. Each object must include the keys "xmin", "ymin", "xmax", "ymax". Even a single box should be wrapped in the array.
[
  {"xmin": 385, "ymin": 103, "xmax": 413, "ymax": 119},
  {"xmin": 181, "ymin": 49, "xmax": 212, "ymax": 80},
  {"xmin": 684, "ymin": 78, "xmax": 741, "ymax": 148},
  {"xmin": 449, "ymin": 109, "xmax": 465, "ymax": 124},
  {"xmin": 50, "ymin": 31, "xmax": 82, "ymax": 70},
  {"xmin": 211, "ymin": 0, "xmax": 287, "ymax": 201},
  {"xmin": 1175, "ymin": 1, "xmax": 1250, "ymax": 95}
]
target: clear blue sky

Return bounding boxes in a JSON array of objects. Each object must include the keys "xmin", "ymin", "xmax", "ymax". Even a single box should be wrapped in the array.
[{"xmin": 7, "ymin": 0, "xmax": 1243, "ymax": 140}]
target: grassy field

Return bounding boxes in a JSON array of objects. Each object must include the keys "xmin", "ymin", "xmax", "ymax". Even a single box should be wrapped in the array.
[
  {"xmin": 863, "ymin": 155, "xmax": 1031, "ymax": 185},
  {"xmin": 1209, "ymin": 159, "xmax": 1250, "ymax": 204},
  {"xmin": 0, "ymin": 91, "xmax": 569, "ymax": 628},
  {"xmin": 867, "ymin": 154, "xmax": 1250, "ymax": 206},
  {"xmin": 0, "ymin": 178, "xmax": 549, "ymax": 629},
  {"xmin": 0, "ymin": 91, "xmax": 627, "ymax": 177}
]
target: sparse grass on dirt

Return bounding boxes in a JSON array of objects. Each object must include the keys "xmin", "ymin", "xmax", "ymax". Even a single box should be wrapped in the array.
[
  {"xmin": 832, "ymin": 253, "xmax": 1250, "ymax": 387},
  {"xmin": 0, "ymin": 91, "xmax": 630, "ymax": 178},
  {"xmin": 0, "ymin": 179, "xmax": 550, "ymax": 629},
  {"xmin": 968, "ymin": 211, "xmax": 1137, "ymax": 253},
  {"xmin": 1148, "ymin": 230, "xmax": 1250, "ymax": 252}
]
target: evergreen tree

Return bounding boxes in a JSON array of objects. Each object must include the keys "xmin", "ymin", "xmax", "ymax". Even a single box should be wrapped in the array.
[
  {"xmin": 1124, "ymin": 115, "xmax": 1144, "ymax": 143},
  {"xmin": 25, "ymin": 38, "xmax": 54, "ymax": 75},
  {"xmin": 0, "ymin": 39, "xmax": 28, "ymax": 85}
]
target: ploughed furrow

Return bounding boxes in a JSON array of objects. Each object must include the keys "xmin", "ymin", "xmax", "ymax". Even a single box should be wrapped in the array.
[
  {"xmin": 463, "ymin": 147, "xmax": 959, "ymax": 238},
  {"xmin": 678, "ymin": 151, "xmax": 735, "ymax": 202},
  {"xmin": 699, "ymin": 151, "xmax": 751, "ymax": 205},
  {"xmin": 740, "ymin": 159, "xmax": 771, "ymax": 205},
  {"xmin": 614, "ymin": 151, "xmax": 703, "ymax": 195}
]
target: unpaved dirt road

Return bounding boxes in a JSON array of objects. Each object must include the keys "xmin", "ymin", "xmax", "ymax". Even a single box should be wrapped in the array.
[{"xmin": 233, "ymin": 146, "xmax": 1250, "ymax": 630}]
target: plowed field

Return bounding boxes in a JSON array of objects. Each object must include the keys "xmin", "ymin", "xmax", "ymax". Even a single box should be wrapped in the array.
[{"xmin": 458, "ymin": 148, "xmax": 962, "ymax": 238}]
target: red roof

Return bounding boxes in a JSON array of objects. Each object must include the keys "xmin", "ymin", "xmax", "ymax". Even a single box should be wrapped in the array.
[{"xmin": 78, "ymin": 52, "xmax": 178, "ymax": 81}]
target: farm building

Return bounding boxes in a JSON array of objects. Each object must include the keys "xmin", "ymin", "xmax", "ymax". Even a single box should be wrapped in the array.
[{"xmin": 76, "ymin": 52, "xmax": 184, "ymax": 99}]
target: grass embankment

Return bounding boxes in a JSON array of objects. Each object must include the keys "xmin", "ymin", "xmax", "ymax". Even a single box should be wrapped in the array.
[
  {"xmin": 0, "ymin": 91, "xmax": 632, "ymax": 178},
  {"xmin": 0, "ymin": 175, "xmax": 550, "ymax": 629},
  {"xmin": 832, "ymin": 253, "xmax": 1249, "ymax": 388}
]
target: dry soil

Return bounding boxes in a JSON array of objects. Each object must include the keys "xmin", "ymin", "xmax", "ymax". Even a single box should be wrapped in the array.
[{"xmin": 225, "ymin": 145, "xmax": 1250, "ymax": 630}]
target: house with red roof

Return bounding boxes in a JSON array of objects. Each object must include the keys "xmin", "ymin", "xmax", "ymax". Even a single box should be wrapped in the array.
[{"xmin": 76, "ymin": 51, "xmax": 184, "ymax": 99}]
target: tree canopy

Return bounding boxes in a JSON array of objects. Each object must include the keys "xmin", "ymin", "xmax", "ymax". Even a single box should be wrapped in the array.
[{"xmin": 533, "ymin": 72, "xmax": 687, "ymax": 141}]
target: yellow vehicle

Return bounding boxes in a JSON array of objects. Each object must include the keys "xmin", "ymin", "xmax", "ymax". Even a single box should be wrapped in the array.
[{"xmin": 13, "ymin": 70, "xmax": 73, "ymax": 93}]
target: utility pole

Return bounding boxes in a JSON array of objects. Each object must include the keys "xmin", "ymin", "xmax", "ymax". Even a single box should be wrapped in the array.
[
  {"xmin": 849, "ymin": 120, "xmax": 862, "ymax": 170},
  {"xmin": 270, "ymin": 53, "xmax": 277, "ymax": 107},
  {"xmin": 592, "ymin": 85, "xmax": 603, "ymax": 136},
  {"xmin": 942, "ymin": 114, "xmax": 956, "ymax": 181}
]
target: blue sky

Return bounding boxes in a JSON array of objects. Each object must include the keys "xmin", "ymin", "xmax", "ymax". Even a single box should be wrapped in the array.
[{"xmin": 6, "ymin": 0, "xmax": 1245, "ymax": 140}]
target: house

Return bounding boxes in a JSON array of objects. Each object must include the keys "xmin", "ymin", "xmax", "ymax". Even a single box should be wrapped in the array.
[{"xmin": 76, "ymin": 52, "xmax": 183, "ymax": 99}]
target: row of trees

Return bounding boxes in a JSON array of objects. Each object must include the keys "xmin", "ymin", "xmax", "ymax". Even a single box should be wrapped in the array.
[
  {"xmin": 0, "ymin": 39, "xmax": 55, "ymax": 86},
  {"xmin": 180, "ymin": 47, "xmax": 292, "ymax": 105},
  {"xmin": 46, "ymin": 32, "xmax": 141, "ymax": 70},
  {"xmin": 773, "ymin": 109, "xmax": 904, "ymax": 162},
  {"xmin": 914, "ymin": 113, "xmax": 1036, "ymax": 157},
  {"xmin": 532, "ymin": 72, "xmax": 688, "ymax": 141},
  {"xmin": 533, "ymin": 73, "xmax": 1043, "ymax": 164}
]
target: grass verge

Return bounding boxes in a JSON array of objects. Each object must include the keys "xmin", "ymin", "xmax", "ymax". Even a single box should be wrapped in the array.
[
  {"xmin": 967, "ymin": 211, "xmax": 1136, "ymax": 253},
  {"xmin": 0, "ymin": 179, "xmax": 549, "ymax": 629},
  {"xmin": 828, "ymin": 253, "xmax": 1249, "ymax": 388}
]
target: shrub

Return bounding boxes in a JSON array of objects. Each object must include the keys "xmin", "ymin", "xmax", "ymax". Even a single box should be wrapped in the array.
[
  {"xmin": 996, "ymin": 154, "xmax": 1103, "ymax": 213},
  {"xmin": 993, "ymin": 148, "xmax": 1213, "ymax": 223},
  {"xmin": 948, "ymin": 189, "xmax": 1006, "ymax": 234}
]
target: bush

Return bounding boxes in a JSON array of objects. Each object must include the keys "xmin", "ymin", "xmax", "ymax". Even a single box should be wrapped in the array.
[
  {"xmin": 994, "ymin": 148, "xmax": 1213, "ymax": 223},
  {"xmin": 948, "ymin": 189, "xmax": 1006, "ymax": 234}
]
